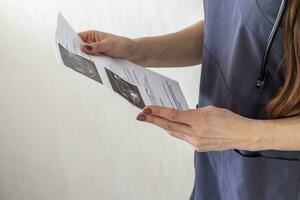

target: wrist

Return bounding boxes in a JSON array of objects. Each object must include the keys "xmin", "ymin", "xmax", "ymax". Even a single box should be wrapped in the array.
[
  {"xmin": 128, "ymin": 38, "xmax": 148, "ymax": 66},
  {"xmin": 244, "ymin": 119, "xmax": 276, "ymax": 151}
]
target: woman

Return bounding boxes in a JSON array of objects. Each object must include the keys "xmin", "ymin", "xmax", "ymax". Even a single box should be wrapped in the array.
[{"xmin": 79, "ymin": 0, "xmax": 300, "ymax": 199}]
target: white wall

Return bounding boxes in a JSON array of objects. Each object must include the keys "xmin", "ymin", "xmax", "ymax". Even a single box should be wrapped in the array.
[{"xmin": 0, "ymin": 0, "xmax": 203, "ymax": 199}]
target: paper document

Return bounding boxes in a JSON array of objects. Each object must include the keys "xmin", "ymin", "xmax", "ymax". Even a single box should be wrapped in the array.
[{"xmin": 55, "ymin": 13, "xmax": 189, "ymax": 110}]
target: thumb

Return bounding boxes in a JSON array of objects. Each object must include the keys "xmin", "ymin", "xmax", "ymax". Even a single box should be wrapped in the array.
[{"xmin": 82, "ymin": 38, "xmax": 116, "ymax": 56}]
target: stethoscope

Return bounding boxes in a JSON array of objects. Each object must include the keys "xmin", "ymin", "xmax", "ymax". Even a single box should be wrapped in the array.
[{"xmin": 256, "ymin": 0, "xmax": 288, "ymax": 95}]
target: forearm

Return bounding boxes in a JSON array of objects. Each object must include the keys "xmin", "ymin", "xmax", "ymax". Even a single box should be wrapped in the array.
[
  {"xmin": 250, "ymin": 116, "xmax": 300, "ymax": 151},
  {"xmin": 131, "ymin": 20, "xmax": 204, "ymax": 68}
]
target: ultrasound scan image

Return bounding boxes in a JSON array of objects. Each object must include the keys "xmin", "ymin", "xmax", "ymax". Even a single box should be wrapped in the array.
[
  {"xmin": 58, "ymin": 43, "xmax": 103, "ymax": 84},
  {"xmin": 105, "ymin": 68, "xmax": 145, "ymax": 109}
]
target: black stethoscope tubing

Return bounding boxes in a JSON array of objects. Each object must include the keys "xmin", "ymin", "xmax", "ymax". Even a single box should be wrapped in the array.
[{"xmin": 256, "ymin": 0, "xmax": 288, "ymax": 95}]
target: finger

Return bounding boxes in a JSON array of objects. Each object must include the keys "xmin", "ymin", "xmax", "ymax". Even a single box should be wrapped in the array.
[
  {"xmin": 142, "ymin": 105, "xmax": 192, "ymax": 125},
  {"xmin": 78, "ymin": 31, "xmax": 92, "ymax": 43},
  {"xmin": 137, "ymin": 113, "xmax": 192, "ymax": 136},
  {"xmin": 82, "ymin": 40, "xmax": 114, "ymax": 55},
  {"xmin": 78, "ymin": 30, "xmax": 100, "ymax": 43}
]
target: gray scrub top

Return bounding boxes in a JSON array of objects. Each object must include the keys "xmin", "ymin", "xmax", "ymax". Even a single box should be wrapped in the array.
[{"xmin": 191, "ymin": 0, "xmax": 300, "ymax": 200}]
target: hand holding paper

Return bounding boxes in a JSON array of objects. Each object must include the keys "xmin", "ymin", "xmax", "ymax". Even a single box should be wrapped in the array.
[{"xmin": 78, "ymin": 30, "xmax": 138, "ymax": 62}]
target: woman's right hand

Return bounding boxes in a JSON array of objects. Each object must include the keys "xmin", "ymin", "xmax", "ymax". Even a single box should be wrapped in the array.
[
  {"xmin": 78, "ymin": 30, "xmax": 141, "ymax": 63},
  {"xmin": 78, "ymin": 20, "xmax": 204, "ymax": 68}
]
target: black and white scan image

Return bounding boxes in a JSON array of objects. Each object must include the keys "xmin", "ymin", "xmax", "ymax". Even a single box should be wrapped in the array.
[
  {"xmin": 58, "ymin": 43, "xmax": 103, "ymax": 84},
  {"xmin": 105, "ymin": 68, "xmax": 145, "ymax": 109}
]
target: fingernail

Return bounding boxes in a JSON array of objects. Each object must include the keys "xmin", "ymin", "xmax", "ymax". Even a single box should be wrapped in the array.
[
  {"xmin": 84, "ymin": 44, "xmax": 93, "ymax": 50},
  {"xmin": 136, "ymin": 114, "xmax": 146, "ymax": 121},
  {"xmin": 143, "ymin": 108, "xmax": 152, "ymax": 114}
]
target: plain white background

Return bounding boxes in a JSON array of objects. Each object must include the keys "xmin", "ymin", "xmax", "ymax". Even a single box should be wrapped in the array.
[{"xmin": 0, "ymin": 0, "xmax": 204, "ymax": 199}]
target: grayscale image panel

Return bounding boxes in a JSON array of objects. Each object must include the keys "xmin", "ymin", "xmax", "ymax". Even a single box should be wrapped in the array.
[
  {"xmin": 105, "ymin": 68, "xmax": 145, "ymax": 109},
  {"xmin": 58, "ymin": 43, "xmax": 103, "ymax": 84}
]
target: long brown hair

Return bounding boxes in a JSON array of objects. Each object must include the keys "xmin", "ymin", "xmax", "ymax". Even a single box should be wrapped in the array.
[{"xmin": 266, "ymin": 0, "xmax": 300, "ymax": 118}]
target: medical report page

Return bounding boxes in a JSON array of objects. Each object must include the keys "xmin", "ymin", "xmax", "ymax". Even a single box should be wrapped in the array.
[{"xmin": 55, "ymin": 12, "xmax": 189, "ymax": 110}]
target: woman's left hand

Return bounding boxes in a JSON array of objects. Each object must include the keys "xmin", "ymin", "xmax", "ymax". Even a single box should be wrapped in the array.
[{"xmin": 136, "ymin": 105, "xmax": 261, "ymax": 152}]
